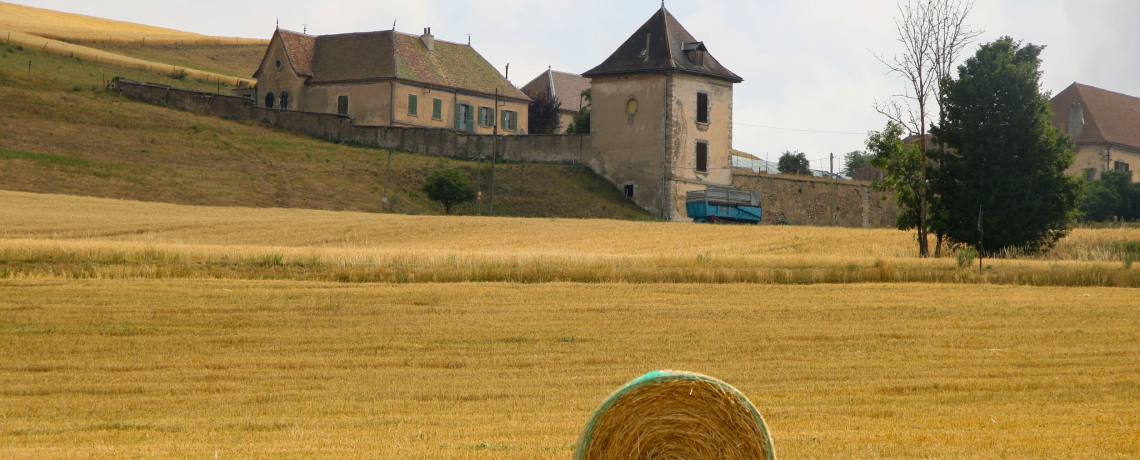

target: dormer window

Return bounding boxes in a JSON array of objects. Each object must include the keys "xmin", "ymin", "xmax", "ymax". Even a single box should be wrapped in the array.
[{"xmin": 682, "ymin": 42, "xmax": 706, "ymax": 66}]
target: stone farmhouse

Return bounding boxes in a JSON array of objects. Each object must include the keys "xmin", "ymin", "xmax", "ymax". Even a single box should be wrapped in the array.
[
  {"xmin": 252, "ymin": 27, "xmax": 530, "ymax": 135},
  {"xmin": 1051, "ymin": 83, "xmax": 1140, "ymax": 182},
  {"xmin": 584, "ymin": 6, "xmax": 743, "ymax": 221},
  {"xmin": 520, "ymin": 69, "xmax": 591, "ymax": 132}
]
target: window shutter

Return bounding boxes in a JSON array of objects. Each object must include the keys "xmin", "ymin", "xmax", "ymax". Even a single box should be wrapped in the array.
[
  {"xmin": 408, "ymin": 94, "xmax": 418, "ymax": 116},
  {"xmin": 433, "ymin": 98, "xmax": 442, "ymax": 119},
  {"xmin": 696, "ymin": 142, "xmax": 708, "ymax": 172},
  {"xmin": 455, "ymin": 103, "xmax": 462, "ymax": 129},
  {"xmin": 697, "ymin": 93, "xmax": 709, "ymax": 123}
]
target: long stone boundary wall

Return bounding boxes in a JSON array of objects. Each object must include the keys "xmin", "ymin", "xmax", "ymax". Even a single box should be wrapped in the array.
[
  {"xmin": 112, "ymin": 78, "xmax": 901, "ymax": 228},
  {"xmin": 732, "ymin": 172, "xmax": 901, "ymax": 228},
  {"xmin": 110, "ymin": 78, "xmax": 594, "ymax": 165}
]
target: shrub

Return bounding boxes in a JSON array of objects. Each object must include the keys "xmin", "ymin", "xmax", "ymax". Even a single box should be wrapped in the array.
[
  {"xmin": 422, "ymin": 168, "xmax": 476, "ymax": 215},
  {"xmin": 169, "ymin": 68, "xmax": 188, "ymax": 80},
  {"xmin": 956, "ymin": 247, "xmax": 977, "ymax": 268}
]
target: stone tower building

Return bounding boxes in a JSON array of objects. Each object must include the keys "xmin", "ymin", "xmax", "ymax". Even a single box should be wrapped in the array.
[{"xmin": 583, "ymin": 6, "xmax": 743, "ymax": 221}]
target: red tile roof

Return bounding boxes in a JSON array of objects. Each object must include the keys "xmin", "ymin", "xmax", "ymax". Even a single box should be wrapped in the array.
[
  {"xmin": 521, "ymin": 69, "xmax": 591, "ymax": 112},
  {"xmin": 256, "ymin": 28, "xmax": 527, "ymax": 100},
  {"xmin": 1051, "ymin": 83, "xmax": 1140, "ymax": 149}
]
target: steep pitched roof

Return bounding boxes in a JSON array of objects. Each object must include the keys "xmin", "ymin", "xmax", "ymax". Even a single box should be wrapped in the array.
[
  {"xmin": 253, "ymin": 29, "xmax": 315, "ymax": 78},
  {"xmin": 1051, "ymin": 83, "xmax": 1140, "ymax": 149},
  {"xmin": 583, "ymin": 7, "xmax": 742, "ymax": 83},
  {"xmin": 256, "ymin": 29, "xmax": 527, "ymax": 100},
  {"xmin": 521, "ymin": 69, "xmax": 591, "ymax": 112}
]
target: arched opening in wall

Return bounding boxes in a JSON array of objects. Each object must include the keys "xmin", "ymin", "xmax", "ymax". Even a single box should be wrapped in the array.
[
  {"xmin": 280, "ymin": 92, "xmax": 289, "ymax": 110},
  {"xmin": 265, "ymin": 92, "xmax": 275, "ymax": 109}
]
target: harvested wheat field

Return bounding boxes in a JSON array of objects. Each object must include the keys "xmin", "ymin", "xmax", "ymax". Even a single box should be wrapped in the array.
[
  {"xmin": 2, "ymin": 191, "xmax": 1138, "ymax": 287},
  {"xmin": 0, "ymin": 1, "xmax": 265, "ymax": 45},
  {"xmin": 0, "ymin": 280, "xmax": 1137, "ymax": 459}
]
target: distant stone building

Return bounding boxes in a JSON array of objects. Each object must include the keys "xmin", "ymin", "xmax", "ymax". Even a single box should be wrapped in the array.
[
  {"xmin": 583, "ymin": 6, "xmax": 743, "ymax": 221},
  {"xmin": 253, "ymin": 27, "xmax": 529, "ymax": 134},
  {"xmin": 1051, "ymin": 83, "xmax": 1140, "ymax": 182},
  {"xmin": 521, "ymin": 69, "xmax": 591, "ymax": 132}
]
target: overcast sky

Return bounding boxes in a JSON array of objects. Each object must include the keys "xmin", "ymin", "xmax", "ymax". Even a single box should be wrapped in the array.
[{"xmin": 14, "ymin": 0, "xmax": 1140, "ymax": 169}]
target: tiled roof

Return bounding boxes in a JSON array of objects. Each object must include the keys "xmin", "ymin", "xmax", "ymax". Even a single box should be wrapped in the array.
[
  {"xmin": 1051, "ymin": 83, "xmax": 1140, "ymax": 149},
  {"xmin": 583, "ymin": 7, "xmax": 742, "ymax": 83},
  {"xmin": 253, "ymin": 29, "xmax": 315, "ymax": 78},
  {"xmin": 257, "ymin": 29, "xmax": 527, "ymax": 100},
  {"xmin": 521, "ymin": 69, "xmax": 591, "ymax": 112}
]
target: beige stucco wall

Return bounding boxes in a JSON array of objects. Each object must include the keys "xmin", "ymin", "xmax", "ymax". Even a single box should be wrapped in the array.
[
  {"xmin": 664, "ymin": 73, "xmax": 735, "ymax": 221},
  {"xmin": 302, "ymin": 82, "xmax": 392, "ymax": 126},
  {"xmin": 388, "ymin": 82, "xmax": 528, "ymax": 135},
  {"xmin": 589, "ymin": 73, "xmax": 669, "ymax": 217},
  {"xmin": 558, "ymin": 111, "xmax": 576, "ymax": 133},
  {"xmin": 1066, "ymin": 144, "xmax": 1140, "ymax": 182},
  {"xmin": 254, "ymin": 37, "xmax": 307, "ymax": 111}
]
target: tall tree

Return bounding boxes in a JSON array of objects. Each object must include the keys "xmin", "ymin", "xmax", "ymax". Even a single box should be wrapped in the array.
[
  {"xmin": 930, "ymin": 37, "xmax": 1080, "ymax": 255},
  {"xmin": 841, "ymin": 150, "xmax": 873, "ymax": 177},
  {"xmin": 777, "ymin": 151, "xmax": 812, "ymax": 176},
  {"xmin": 875, "ymin": 0, "xmax": 980, "ymax": 257},
  {"xmin": 867, "ymin": 122, "xmax": 923, "ymax": 232},
  {"xmin": 527, "ymin": 91, "xmax": 563, "ymax": 135}
]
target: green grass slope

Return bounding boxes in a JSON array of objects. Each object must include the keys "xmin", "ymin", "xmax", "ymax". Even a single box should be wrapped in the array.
[
  {"xmin": 88, "ymin": 43, "xmax": 267, "ymax": 78},
  {"xmin": 0, "ymin": 44, "xmax": 649, "ymax": 219}
]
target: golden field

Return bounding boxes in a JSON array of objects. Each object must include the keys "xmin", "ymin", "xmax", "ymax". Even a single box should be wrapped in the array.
[
  {"xmin": 0, "ymin": 2, "xmax": 266, "ymax": 45},
  {"xmin": 1, "ymin": 191, "xmax": 1139, "ymax": 459},
  {"xmin": 1, "ymin": 191, "xmax": 1137, "ymax": 286},
  {"xmin": 1, "ymin": 280, "xmax": 1137, "ymax": 459}
]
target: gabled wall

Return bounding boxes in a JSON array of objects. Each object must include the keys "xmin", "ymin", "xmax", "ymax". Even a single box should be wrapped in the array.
[{"xmin": 255, "ymin": 36, "xmax": 308, "ymax": 111}]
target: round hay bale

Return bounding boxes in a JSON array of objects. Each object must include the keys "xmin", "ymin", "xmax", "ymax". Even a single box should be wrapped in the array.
[{"xmin": 575, "ymin": 370, "xmax": 775, "ymax": 460}]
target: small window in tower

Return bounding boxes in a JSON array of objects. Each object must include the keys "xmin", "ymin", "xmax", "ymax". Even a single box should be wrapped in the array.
[
  {"xmin": 1115, "ymin": 160, "xmax": 1131, "ymax": 172},
  {"xmin": 337, "ymin": 95, "xmax": 349, "ymax": 116},
  {"xmin": 697, "ymin": 92, "xmax": 709, "ymax": 124},
  {"xmin": 624, "ymin": 184, "xmax": 635, "ymax": 198},
  {"xmin": 696, "ymin": 141, "xmax": 708, "ymax": 173},
  {"xmin": 275, "ymin": 60, "xmax": 282, "ymax": 70}
]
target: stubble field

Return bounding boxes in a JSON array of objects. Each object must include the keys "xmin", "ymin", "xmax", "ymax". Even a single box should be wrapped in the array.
[{"xmin": 1, "ymin": 191, "xmax": 1139, "ymax": 459}]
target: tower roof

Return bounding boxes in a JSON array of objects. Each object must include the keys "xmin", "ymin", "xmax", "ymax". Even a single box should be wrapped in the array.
[{"xmin": 583, "ymin": 7, "xmax": 742, "ymax": 83}]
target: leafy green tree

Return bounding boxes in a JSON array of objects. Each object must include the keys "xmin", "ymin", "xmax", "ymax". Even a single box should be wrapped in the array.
[
  {"xmin": 930, "ymin": 37, "xmax": 1080, "ymax": 255},
  {"xmin": 422, "ymin": 169, "xmax": 476, "ymax": 215},
  {"xmin": 1079, "ymin": 170, "xmax": 1139, "ymax": 222},
  {"xmin": 841, "ymin": 150, "xmax": 873, "ymax": 177},
  {"xmin": 527, "ymin": 91, "xmax": 562, "ymax": 135},
  {"xmin": 867, "ymin": 122, "xmax": 923, "ymax": 231},
  {"xmin": 566, "ymin": 89, "xmax": 591, "ymax": 134},
  {"xmin": 777, "ymin": 151, "xmax": 812, "ymax": 176}
]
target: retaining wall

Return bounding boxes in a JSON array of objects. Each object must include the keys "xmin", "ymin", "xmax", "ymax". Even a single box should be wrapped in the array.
[
  {"xmin": 110, "ymin": 78, "xmax": 594, "ymax": 165},
  {"xmin": 732, "ymin": 172, "xmax": 900, "ymax": 228}
]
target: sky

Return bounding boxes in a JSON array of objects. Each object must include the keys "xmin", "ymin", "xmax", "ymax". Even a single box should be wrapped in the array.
[{"xmin": 13, "ymin": 0, "xmax": 1140, "ymax": 170}]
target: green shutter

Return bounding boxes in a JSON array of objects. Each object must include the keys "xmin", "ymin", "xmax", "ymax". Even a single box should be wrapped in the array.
[
  {"xmin": 408, "ymin": 94, "xmax": 418, "ymax": 116},
  {"xmin": 433, "ymin": 98, "xmax": 442, "ymax": 120},
  {"xmin": 455, "ymin": 102, "xmax": 461, "ymax": 130}
]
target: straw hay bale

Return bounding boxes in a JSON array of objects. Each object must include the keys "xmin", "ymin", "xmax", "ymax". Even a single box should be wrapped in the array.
[{"xmin": 575, "ymin": 370, "xmax": 776, "ymax": 460}]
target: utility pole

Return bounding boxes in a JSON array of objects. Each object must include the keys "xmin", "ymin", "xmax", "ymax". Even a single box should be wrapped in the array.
[
  {"xmin": 489, "ymin": 88, "xmax": 498, "ymax": 216},
  {"xmin": 830, "ymin": 152, "xmax": 836, "ymax": 226},
  {"xmin": 380, "ymin": 149, "xmax": 393, "ymax": 213}
]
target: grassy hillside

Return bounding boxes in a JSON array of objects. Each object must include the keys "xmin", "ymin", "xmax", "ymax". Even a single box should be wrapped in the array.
[
  {"xmin": 0, "ymin": 44, "xmax": 648, "ymax": 219},
  {"xmin": 88, "ymin": 43, "xmax": 267, "ymax": 78},
  {"xmin": 0, "ymin": 1, "xmax": 265, "ymax": 44}
]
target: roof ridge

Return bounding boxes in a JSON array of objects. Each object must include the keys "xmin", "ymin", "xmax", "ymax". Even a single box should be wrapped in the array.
[
  {"xmin": 1075, "ymin": 82, "xmax": 1140, "ymax": 102},
  {"xmin": 661, "ymin": 8, "xmax": 676, "ymax": 68}
]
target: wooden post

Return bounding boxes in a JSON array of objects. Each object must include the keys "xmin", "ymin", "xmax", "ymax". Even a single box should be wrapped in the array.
[{"xmin": 28, "ymin": 60, "xmax": 31, "ymax": 77}]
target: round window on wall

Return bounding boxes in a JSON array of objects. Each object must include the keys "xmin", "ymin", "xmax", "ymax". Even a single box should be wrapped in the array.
[
  {"xmin": 626, "ymin": 97, "xmax": 639, "ymax": 115},
  {"xmin": 275, "ymin": 60, "xmax": 282, "ymax": 70}
]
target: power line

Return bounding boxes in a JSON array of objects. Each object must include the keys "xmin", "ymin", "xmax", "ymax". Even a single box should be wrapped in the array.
[{"xmin": 732, "ymin": 122, "xmax": 866, "ymax": 136}]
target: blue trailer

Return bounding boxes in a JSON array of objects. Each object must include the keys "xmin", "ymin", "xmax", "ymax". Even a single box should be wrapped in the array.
[{"xmin": 686, "ymin": 186, "xmax": 763, "ymax": 224}]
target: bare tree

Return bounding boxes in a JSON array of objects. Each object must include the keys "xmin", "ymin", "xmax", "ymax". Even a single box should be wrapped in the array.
[
  {"xmin": 874, "ymin": 0, "xmax": 979, "ymax": 258},
  {"xmin": 929, "ymin": 0, "xmax": 981, "ymax": 256}
]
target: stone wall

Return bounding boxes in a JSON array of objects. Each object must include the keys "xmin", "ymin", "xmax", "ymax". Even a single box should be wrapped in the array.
[
  {"xmin": 732, "ymin": 172, "xmax": 900, "ymax": 228},
  {"xmin": 111, "ymin": 78, "xmax": 593, "ymax": 165}
]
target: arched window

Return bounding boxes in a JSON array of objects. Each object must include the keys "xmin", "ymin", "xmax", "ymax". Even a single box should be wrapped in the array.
[
  {"xmin": 264, "ymin": 92, "xmax": 275, "ymax": 109},
  {"xmin": 280, "ymin": 92, "xmax": 289, "ymax": 110}
]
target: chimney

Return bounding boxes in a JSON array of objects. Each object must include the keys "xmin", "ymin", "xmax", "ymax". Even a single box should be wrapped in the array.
[
  {"xmin": 1069, "ymin": 102, "xmax": 1084, "ymax": 139},
  {"xmin": 421, "ymin": 27, "xmax": 434, "ymax": 53}
]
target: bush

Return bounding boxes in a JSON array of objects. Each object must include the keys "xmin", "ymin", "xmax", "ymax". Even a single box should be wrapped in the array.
[
  {"xmin": 422, "ymin": 168, "xmax": 476, "ymax": 215},
  {"xmin": 169, "ymin": 68, "xmax": 188, "ymax": 81},
  {"xmin": 956, "ymin": 247, "xmax": 977, "ymax": 268}
]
